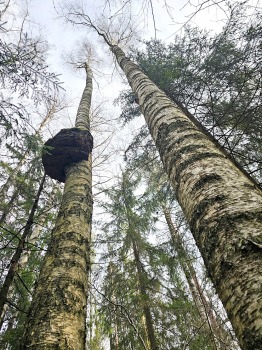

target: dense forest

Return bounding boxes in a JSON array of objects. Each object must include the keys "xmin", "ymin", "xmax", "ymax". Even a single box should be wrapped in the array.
[{"xmin": 0, "ymin": 1, "xmax": 261, "ymax": 350}]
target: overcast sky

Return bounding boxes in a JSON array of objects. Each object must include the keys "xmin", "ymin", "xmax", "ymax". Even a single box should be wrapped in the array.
[
  {"xmin": 27, "ymin": 0, "xmax": 227, "ymax": 106},
  {"xmin": 24, "ymin": 0, "xmax": 228, "ymax": 135},
  {"xmin": 17, "ymin": 0, "xmax": 233, "ymax": 181},
  {"xmin": 1, "ymin": 0, "xmax": 240, "ymax": 180}
]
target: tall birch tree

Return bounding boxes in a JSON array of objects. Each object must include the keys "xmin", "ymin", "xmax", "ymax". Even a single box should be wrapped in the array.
[
  {"xmin": 64, "ymin": 13, "xmax": 262, "ymax": 349},
  {"xmin": 111, "ymin": 43, "xmax": 262, "ymax": 350},
  {"xmin": 21, "ymin": 64, "xmax": 93, "ymax": 350}
]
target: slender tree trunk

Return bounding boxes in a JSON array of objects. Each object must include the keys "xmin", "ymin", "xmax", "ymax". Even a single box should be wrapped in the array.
[
  {"xmin": 163, "ymin": 207, "xmax": 235, "ymax": 350},
  {"xmin": 0, "ymin": 189, "xmax": 18, "ymax": 226},
  {"xmin": 0, "ymin": 164, "xmax": 37, "ymax": 226},
  {"xmin": 131, "ymin": 237, "xmax": 158, "ymax": 350},
  {"xmin": 0, "ymin": 173, "xmax": 46, "ymax": 318},
  {"xmin": 122, "ymin": 176, "xmax": 158, "ymax": 350},
  {"xmin": 108, "ymin": 263, "xmax": 120, "ymax": 350},
  {"xmin": 109, "ymin": 299, "xmax": 120, "ymax": 350},
  {"xmin": 0, "ymin": 302, "xmax": 8, "ymax": 330},
  {"xmin": 163, "ymin": 208, "xmax": 209, "ymax": 318},
  {"xmin": 18, "ymin": 192, "xmax": 55, "ymax": 268},
  {"xmin": 110, "ymin": 45, "xmax": 262, "ymax": 350},
  {"xmin": 21, "ymin": 65, "xmax": 93, "ymax": 350},
  {"xmin": 87, "ymin": 266, "xmax": 93, "ymax": 349},
  {"xmin": 114, "ymin": 320, "xmax": 120, "ymax": 350}
]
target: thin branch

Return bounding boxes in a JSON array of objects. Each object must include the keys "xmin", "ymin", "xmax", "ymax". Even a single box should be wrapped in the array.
[
  {"xmin": 5, "ymin": 298, "xmax": 28, "ymax": 314},
  {"xmin": 90, "ymin": 282, "xmax": 148, "ymax": 350}
]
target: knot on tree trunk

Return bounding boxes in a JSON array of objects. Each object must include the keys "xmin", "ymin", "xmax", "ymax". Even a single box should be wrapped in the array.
[{"xmin": 42, "ymin": 128, "xmax": 93, "ymax": 182}]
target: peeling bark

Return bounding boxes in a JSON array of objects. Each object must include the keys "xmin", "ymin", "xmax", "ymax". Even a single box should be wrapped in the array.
[
  {"xmin": 111, "ymin": 45, "xmax": 262, "ymax": 350},
  {"xmin": 21, "ymin": 65, "xmax": 93, "ymax": 350}
]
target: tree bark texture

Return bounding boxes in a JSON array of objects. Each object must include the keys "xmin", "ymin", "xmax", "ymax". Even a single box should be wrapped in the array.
[
  {"xmin": 111, "ymin": 45, "xmax": 262, "ymax": 350},
  {"xmin": 21, "ymin": 65, "xmax": 93, "ymax": 350}
]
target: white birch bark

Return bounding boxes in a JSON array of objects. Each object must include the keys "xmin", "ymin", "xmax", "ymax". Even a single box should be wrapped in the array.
[
  {"xmin": 111, "ymin": 45, "xmax": 262, "ymax": 350},
  {"xmin": 21, "ymin": 65, "xmax": 93, "ymax": 350}
]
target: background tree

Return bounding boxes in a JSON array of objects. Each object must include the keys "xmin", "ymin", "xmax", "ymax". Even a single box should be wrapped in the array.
[{"xmin": 90, "ymin": 167, "xmax": 239, "ymax": 349}]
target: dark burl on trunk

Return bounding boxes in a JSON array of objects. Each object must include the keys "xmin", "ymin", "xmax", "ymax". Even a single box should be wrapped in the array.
[{"xmin": 42, "ymin": 128, "xmax": 93, "ymax": 182}]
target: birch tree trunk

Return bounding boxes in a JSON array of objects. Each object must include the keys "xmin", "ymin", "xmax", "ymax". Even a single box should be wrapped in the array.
[
  {"xmin": 21, "ymin": 65, "xmax": 93, "ymax": 350},
  {"xmin": 110, "ymin": 45, "xmax": 262, "ymax": 350}
]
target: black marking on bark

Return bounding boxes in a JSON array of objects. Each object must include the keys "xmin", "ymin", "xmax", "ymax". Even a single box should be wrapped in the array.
[
  {"xmin": 243, "ymin": 183, "xmax": 258, "ymax": 190},
  {"xmin": 192, "ymin": 174, "xmax": 223, "ymax": 192},
  {"xmin": 156, "ymin": 121, "xmax": 194, "ymax": 148},
  {"xmin": 165, "ymin": 144, "xmax": 207, "ymax": 176},
  {"xmin": 131, "ymin": 74, "xmax": 150, "ymax": 92},
  {"xmin": 52, "ymin": 258, "xmax": 87, "ymax": 271},
  {"xmin": 156, "ymin": 121, "xmax": 193, "ymax": 156},
  {"xmin": 128, "ymin": 70, "xmax": 142, "ymax": 81},
  {"xmin": 144, "ymin": 101, "xmax": 170, "ymax": 127},
  {"xmin": 192, "ymin": 210, "xmax": 262, "ymax": 271},
  {"xmin": 33, "ymin": 276, "xmax": 87, "ymax": 314},
  {"xmin": 52, "ymin": 276, "xmax": 87, "ymax": 295},
  {"xmin": 175, "ymin": 153, "xmax": 224, "ymax": 187},
  {"xmin": 155, "ymin": 121, "xmax": 224, "ymax": 195},
  {"xmin": 141, "ymin": 90, "xmax": 161, "ymax": 106},
  {"xmin": 51, "ymin": 231, "xmax": 89, "ymax": 244},
  {"xmin": 48, "ymin": 288, "xmax": 83, "ymax": 313},
  {"xmin": 242, "ymin": 327, "xmax": 262, "ymax": 350},
  {"xmin": 49, "ymin": 245, "xmax": 89, "ymax": 260},
  {"xmin": 147, "ymin": 110, "xmax": 166, "ymax": 133},
  {"xmin": 190, "ymin": 194, "xmax": 226, "ymax": 234},
  {"xmin": 59, "ymin": 206, "xmax": 92, "ymax": 219},
  {"xmin": 156, "ymin": 121, "xmax": 204, "ymax": 157},
  {"xmin": 172, "ymin": 133, "xmax": 206, "ymax": 148}
]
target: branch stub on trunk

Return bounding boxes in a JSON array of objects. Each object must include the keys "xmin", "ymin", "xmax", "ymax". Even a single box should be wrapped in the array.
[{"xmin": 42, "ymin": 128, "xmax": 93, "ymax": 182}]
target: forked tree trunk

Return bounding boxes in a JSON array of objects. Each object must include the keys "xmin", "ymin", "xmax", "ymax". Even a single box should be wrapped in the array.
[
  {"xmin": 21, "ymin": 65, "xmax": 93, "ymax": 350},
  {"xmin": 110, "ymin": 45, "xmax": 262, "ymax": 350}
]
